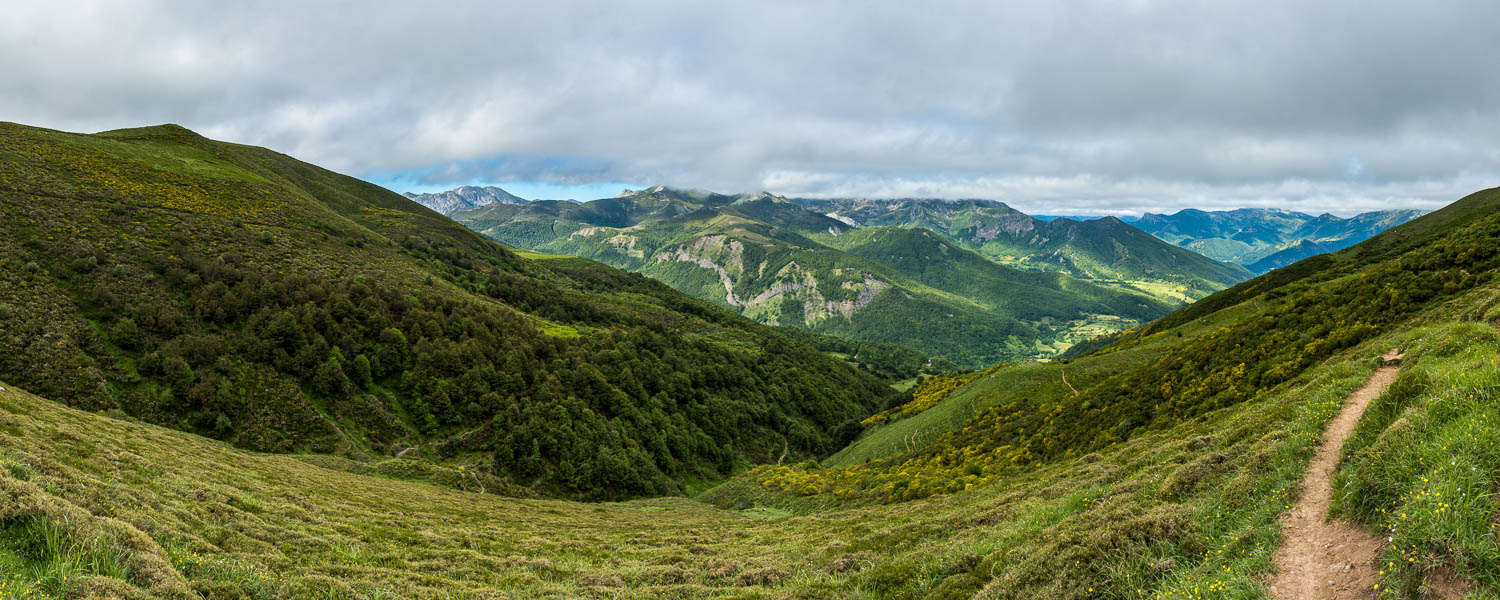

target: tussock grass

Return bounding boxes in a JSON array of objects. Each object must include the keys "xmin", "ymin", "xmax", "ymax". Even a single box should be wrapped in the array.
[
  {"xmin": 0, "ymin": 515, "xmax": 136, "ymax": 599},
  {"xmin": 1334, "ymin": 321, "xmax": 1500, "ymax": 597}
]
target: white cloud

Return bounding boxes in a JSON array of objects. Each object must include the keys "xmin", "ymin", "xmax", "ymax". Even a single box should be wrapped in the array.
[{"xmin": 2, "ymin": 0, "xmax": 1497, "ymax": 214}]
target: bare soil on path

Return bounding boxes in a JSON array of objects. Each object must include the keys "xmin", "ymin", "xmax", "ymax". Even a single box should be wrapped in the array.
[{"xmin": 1269, "ymin": 351, "xmax": 1402, "ymax": 600}]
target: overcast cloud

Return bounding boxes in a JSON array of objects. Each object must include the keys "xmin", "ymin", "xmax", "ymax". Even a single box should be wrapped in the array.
[{"xmin": 3, "ymin": 0, "xmax": 1497, "ymax": 215}]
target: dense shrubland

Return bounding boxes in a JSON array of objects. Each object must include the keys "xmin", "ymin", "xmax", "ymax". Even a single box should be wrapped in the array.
[{"xmin": 857, "ymin": 366, "xmax": 1000, "ymax": 428}]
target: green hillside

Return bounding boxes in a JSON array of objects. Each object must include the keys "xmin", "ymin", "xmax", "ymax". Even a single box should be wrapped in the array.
[
  {"xmin": 454, "ymin": 189, "xmax": 1173, "ymax": 367},
  {"xmin": 791, "ymin": 197, "xmax": 1251, "ymax": 302},
  {"xmin": 824, "ymin": 227, "xmax": 1171, "ymax": 323},
  {"xmin": 701, "ymin": 187, "xmax": 1500, "ymax": 596},
  {"xmin": 757, "ymin": 186, "xmax": 1500, "ymax": 504},
  {"xmin": 0, "ymin": 122, "xmax": 898, "ymax": 501}
]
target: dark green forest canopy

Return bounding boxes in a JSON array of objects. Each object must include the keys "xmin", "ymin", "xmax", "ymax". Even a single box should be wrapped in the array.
[{"xmin": 0, "ymin": 122, "xmax": 897, "ymax": 500}]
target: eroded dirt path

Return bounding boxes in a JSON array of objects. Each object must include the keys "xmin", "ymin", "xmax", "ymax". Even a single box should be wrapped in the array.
[{"xmin": 1269, "ymin": 351, "xmax": 1402, "ymax": 600}]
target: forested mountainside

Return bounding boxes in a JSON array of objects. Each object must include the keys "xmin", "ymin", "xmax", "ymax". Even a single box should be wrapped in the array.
[
  {"xmin": 789, "ymin": 197, "xmax": 1251, "ymax": 302},
  {"xmin": 452, "ymin": 187, "xmax": 1174, "ymax": 367},
  {"xmin": 5, "ymin": 184, "xmax": 1496, "ymax": 599},
  {"xmin": 0, "ymin": 122, "xmax": 898, "ymax": 500},
  {"xmin": 1134, "ymin": 207, "xmax": 1426, "ymax": 270}
]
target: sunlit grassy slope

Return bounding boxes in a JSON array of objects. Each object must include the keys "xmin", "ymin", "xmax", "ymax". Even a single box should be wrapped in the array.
[{"xmin": 824, "ymin": 300, "xmax": 1260, "ymax": 470}]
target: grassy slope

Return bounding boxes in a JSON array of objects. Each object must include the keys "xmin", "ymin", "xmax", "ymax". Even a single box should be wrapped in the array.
[
  {"xmin": 9, "ymin": 284, "xmax": 1498, "ymax": 599},
  {"xmin": 825, "ymin": 299, "xmax": 1259, "ymax": 470},
  {"xmin": 1333, "ymin": 319, "xmax": 1500, "ymax": 597},
  {"xmin": 0, "ymin": 122, "xmax": 895, "ymax": 500}
]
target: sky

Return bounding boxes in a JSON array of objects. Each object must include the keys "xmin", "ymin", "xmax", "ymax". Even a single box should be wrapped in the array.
[{"xmin": 4, "ymin": 1, "xmax": 1498, "ymax": 215}]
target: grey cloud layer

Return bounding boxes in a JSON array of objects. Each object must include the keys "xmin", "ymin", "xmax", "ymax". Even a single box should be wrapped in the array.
[{"xmin": 3, "ymin": 0, "xmax": 1496, "ymax": 214}]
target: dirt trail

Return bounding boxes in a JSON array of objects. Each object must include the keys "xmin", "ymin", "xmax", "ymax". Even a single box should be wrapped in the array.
[{"xmin": 1269, "ymin": 350, "xmax": 1402, "ymax": 600}]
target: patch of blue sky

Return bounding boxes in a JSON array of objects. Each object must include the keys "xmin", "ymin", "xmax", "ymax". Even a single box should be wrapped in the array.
[{"xmin": 362, "ymin": 154, "xmax": 645, "ymax": 201}]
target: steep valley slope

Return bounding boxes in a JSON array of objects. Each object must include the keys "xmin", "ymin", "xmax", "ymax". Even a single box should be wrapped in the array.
[{"xmin": 0, "ymin": 122, "xmax": 897, "ymax": 502}]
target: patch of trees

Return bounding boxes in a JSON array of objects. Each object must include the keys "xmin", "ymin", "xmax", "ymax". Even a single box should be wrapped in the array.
[{"xmin": 769, "ymin": 326, "xmax": 958, "ymax": 382}]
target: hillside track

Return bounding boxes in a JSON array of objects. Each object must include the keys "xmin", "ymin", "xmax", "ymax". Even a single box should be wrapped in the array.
[{"xmin": 1269, "ymin": 350, "xmax": 1403, "ymax": 599}]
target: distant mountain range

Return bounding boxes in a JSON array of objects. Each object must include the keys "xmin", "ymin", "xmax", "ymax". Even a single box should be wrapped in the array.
[
  {"xmin": 788, "ymin": 197, "xmax": 1250, "ymax": 302},
  {"xmin": 404, "ymin": 185, "xmax": 527, "ymax": 214},
  {"xmin": 1034, "ymin": 214, "xmax": 1141, "ymax": 223},
  {"xmin": 451, "ymin": 187, "xmax": 1244, "ymax": 367},
  {"xmin": 1132, "ymin": 207, "xmax": 1426, "ymax": 272}
]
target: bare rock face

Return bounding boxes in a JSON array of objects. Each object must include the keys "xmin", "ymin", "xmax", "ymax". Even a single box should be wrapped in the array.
[{"xmin": 407, "ymin": 186, "xmax": 527, "ymax": 215}]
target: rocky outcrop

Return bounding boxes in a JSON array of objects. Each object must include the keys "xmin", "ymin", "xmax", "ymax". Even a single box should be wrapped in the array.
[{"xmin": 406, "ymin": 185, "xmax": 526, "ymax": 215}]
